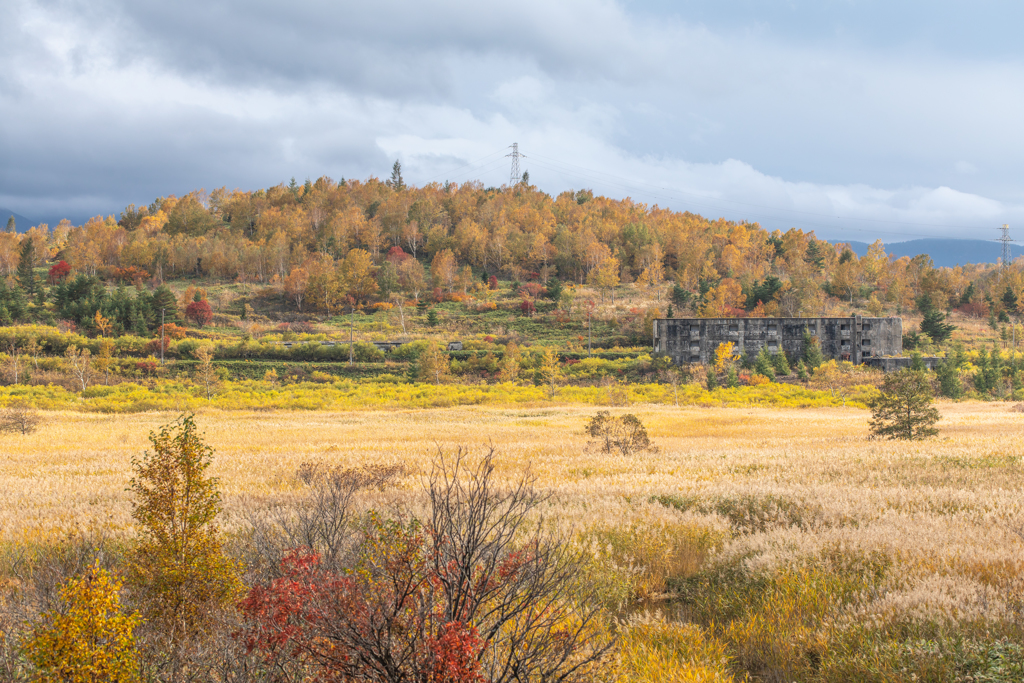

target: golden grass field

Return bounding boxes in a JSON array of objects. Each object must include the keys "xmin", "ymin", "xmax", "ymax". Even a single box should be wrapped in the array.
[{"xmin": 4, "ymin": 401, "xmax": 1024, "ymax": 681}]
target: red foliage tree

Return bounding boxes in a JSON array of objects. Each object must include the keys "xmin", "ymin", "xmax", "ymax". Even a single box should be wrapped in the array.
[
  {"xmin": 48, "ymin": 260, "xmax": 71, "ymax": 284},
  {"xmin": 488, "ymin": 275, "xmax": 498, "ymax": 290},
  {"xmin": 519, "ymin": 299, "xmax": 536, "ymax": 316},
  {"xmin": 184, "ymin": 300, "xmax": 213, "ymax": 327},
  {"xmin": 386, "ymin": 246, "xmax": 411, "ymax": 265}
]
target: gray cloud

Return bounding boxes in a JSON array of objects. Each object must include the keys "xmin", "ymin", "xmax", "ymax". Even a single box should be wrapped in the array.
[{"xmin": 4, "ymin": 0, "xmax": 1024, "ymax": 242}]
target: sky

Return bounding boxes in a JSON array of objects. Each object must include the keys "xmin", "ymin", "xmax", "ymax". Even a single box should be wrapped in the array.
[{"xmin": 2, "ymin": 0, "xmax": 1024, "ymax": 243}]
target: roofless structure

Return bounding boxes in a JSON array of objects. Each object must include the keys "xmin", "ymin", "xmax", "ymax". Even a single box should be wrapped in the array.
[{"xmin": 653, "ymin": 316, "xmax": 903, "ymax": 366}]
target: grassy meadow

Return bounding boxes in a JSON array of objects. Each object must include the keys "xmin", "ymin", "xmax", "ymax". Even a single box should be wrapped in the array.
[{"xmin": 3, "ymin": 401, "xmax": 1023, "ymax": 681}]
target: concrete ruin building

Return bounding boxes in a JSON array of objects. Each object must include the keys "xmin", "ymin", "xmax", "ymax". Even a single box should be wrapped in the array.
[{"xmin": 652, "ymin": 316, "xmax": 903, "ymax": 366}]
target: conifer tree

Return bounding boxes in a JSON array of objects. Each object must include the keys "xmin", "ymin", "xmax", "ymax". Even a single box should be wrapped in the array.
[
  {"xmin": 801, "ymin": 329, "xmax": 824, "ymax": 369},
  {"xmin": 869, "ymin": 369, "xmax": 940, "ymax": 440},
  {"xmin": 5, "ymin": 215, "xmax": 14, "ymax": 233},
  {"xmin": 755, "ymin": 346, "xmax": 776, "ymax": 381},
  {"xmin": 17, "ymin": 238, "xmax": 36, "ymax": 298}
]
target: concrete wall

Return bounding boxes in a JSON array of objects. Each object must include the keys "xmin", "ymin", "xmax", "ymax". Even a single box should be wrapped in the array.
[{"xmin": 653, "ymin": 316, "xmax": 903, "ymax": 365}]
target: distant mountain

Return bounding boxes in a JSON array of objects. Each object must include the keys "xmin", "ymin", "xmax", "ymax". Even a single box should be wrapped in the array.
[
  {"xmin": 839, "ymin": 238, "xmax": 1024, "ymax": 268},
  {"xmin": 0, "ymin": 207, "xmax": 39, "ymax": 233}
]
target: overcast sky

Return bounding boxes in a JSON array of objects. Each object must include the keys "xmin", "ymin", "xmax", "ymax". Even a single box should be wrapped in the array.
[{"xmin": 2, "ymin": 0, "xmax": 1024, "ymax": 243}]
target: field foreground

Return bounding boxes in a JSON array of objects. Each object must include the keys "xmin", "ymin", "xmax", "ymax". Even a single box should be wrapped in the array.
[{"xmin": 3, "ymin": 402, "xmax": 1024, "ymax": 681}]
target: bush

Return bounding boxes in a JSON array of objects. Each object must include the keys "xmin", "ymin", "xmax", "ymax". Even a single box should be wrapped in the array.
[
  {"xmin": 23, "ymin": 561, "xmax": 141, "ymax": 683},
  {"xmin": 238, "ymin": 448, "xmax": 615, "ymax": 682},
  {"xmin": 586, "ymin": 411, "xmax": 656, "ymax": 455}
]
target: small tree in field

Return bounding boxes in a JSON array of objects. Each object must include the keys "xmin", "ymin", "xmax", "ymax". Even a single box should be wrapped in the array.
[
  {"xmin": 127, "ymin": 415, "xmax": 241, "ymax": 648},
  {"xmin": 586, "ymin": 411, "xmax": 656, "ymax": 455},
  {"xmin": 24, "ymin": 561, "xmax": 141, "ymax": 683},
  {"xmin": 869, "ymin": 369, "xmax": 940, "ymax": 440},
  {"xmin": 0, "ymin": 399, "xmax": 41, "ymax": 434}
]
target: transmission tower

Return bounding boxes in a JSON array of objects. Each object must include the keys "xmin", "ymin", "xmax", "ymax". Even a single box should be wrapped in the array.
[
  {"xmin": 1000, "ymin": 224, "xmax": 1013, "ymax": 268},
  {"xmin": 507, "ymin": 143, "xmax": 525, "ymax": 185}
]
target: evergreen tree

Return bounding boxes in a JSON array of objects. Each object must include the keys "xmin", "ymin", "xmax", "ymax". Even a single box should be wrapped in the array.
[
  {"xmin": 705, "ymin": 365, "xmax": 719, "ymax": 390},
  {"xmin": 796, "ymin": 360, "xmax": 809, "ymax": 382},
  {"xmin": 726, "ymin": 365, "xmax": 739, "ymax": 388},
  {"xmin": 771, "ymin": 349, "xmax": 790, "ymax": 376},
  {"xmin": 426, "ymin": 308, "xmax": 439, "ymax": 327},
  {"xmin": 911, "ymin": 351, "xmax": 925, "ymax": 371},
  {"xmin": 868, "ymin": 369, "xmax": 940, "ymax": 440},
  {"xmin": 801, "ymin": 329, "xmax": 824, "ymax": 369},
  {"xmin": 389, "ymin": 160, "xmax": 405, "ymax": 190},
  {"xmin": 151, "ymin": 286, "xmax": 180, "ymax": 325},
  {"xmin": 920, "ymin": 308, "xmax": 955, "ymax": 343},
  {"xmin": 5, "ymin": 215, "xmax": 14, "ymax": 233},
  {"xmin": 545, "ymin": 277, "xmax": 563, "ymax": 301},
  {"xmin": 1002, "ymin": 286, "xmax": 1019, "ymax": 315},
  {"xmin": 16, "ymin": 238, "xmax": 36, "ymax": 298},
  {"xmin": 974, "ymin": 350, "xmax": 990, "ymax": 395},
  {"xmin": 755, "ymin": 346, "xmax": 776, "ymax": 381},
  {"xmin": 670, "ymin": 283, "xmax": 692, "ymax": 308},
  {"xmin": 936, "ymin": 356, "xmax": 962, "ymax": 399},
  {"xmin": 520, "ymin": 170, "xmax": 530, "ymax": 185},
  {"xmin": 960, "ymin": 282, "xmax": 975, "ymax": 306}
]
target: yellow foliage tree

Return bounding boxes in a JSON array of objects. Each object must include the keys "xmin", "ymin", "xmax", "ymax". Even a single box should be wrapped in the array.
[
  {"xmin": 713, "ymin": 342, "xmax": 736, "ymax": 373},
  {"xmin": 417, "ymin": 344, "xmax": 452, "ymax": 385},
  {"xmin": 126, "ymin": 415, "xmax": 241, "ymax": 646},
  {"xmin": 24, "ymin": 561, "xmax": 141, "ymax": 683},
  {"xmin": 587, "ymin": 256, "xmax": 620, "ymax": 303},
  {"xmin": 499, "ymin": 342, "xmax": 521, "ymax": 384}
]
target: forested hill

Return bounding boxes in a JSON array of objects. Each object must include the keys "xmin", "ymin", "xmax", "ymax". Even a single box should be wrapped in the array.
[
  {"xmin": 0, "ymin": 175, "xmax": 1022, "ymax": 329},
  {"xmin": 846, "ymin": 239, "xmax": 1024, "ymax": 268}
]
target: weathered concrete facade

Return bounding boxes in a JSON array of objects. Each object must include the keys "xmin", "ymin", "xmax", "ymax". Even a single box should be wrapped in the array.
[{"xmin": 653, "ymin": 316, "xmax": 902, "ymax": 365}]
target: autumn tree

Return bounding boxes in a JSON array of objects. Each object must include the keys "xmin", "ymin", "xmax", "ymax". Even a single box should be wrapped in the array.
[
  {"xmin": 868, "ymin": 369, "xmax": 940, "ymax": 440},
  {"xmin": 24, "ymin": 562, "xmax": 141, "ymax": 683},
  {"xmin": 418, "ymin": 344, "xmax": 452, "ymax": 384},
  {"xmin": 499, "ymin": 342, "xmax": 521, "ymax": 384},
  {"xmin": 194, "ymin": 346, "xmax": 219, "ymax": 400},
  {"xmin": 283, "ymin": 267, "xmax": 309, "ymax": 310},
  {"xmin": 338, "ymin": 248, "xmax": 378, "ymax": 303},
  {"xmin": 127, "ymin": 415, "xmax": 241, "ymax": 650},
  {"xmin": 587, "ymin": 256, "xmax": 620, "ymax": 303},
  {"xmin": 585, "ymin": 411, "xmax": 655, "ymax": 456},
  {"xmin": 184, "ymin": 299, "xmax": 213, "ymax": 327}
]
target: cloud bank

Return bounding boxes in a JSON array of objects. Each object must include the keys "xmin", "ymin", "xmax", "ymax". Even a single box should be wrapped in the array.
[{"xmin": 3, "ymin": 0, "xmax": 1024, "ymax": 242}]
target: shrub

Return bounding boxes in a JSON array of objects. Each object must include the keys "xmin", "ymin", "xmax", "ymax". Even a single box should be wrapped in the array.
[
  {"xmin": 868, "ymin": 369, "xmax": 940, "ymax": 440},
  {"xmin": 23, "ymin": 561, "xmax": 141, "ymax": 683},
  {"xmin": 238, "ymin": 448, "xmax": 615, "ymax": 682},
  {"xmin": 586, "ymin": 411, "xmax": 656, "ymax": 455}
]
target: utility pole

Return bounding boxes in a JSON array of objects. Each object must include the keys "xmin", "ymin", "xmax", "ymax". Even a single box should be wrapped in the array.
[
  {"xmin": 506, "ymin": 143, "xmax": 525, "ymax": 186},
  {"xmin": 1000, "ymin": 224, "xmax": 1013, "ymax": 269},
  {"xmin": 349, "ymin": 304, "xmax": 355, "ymax": 365},
  {"xmin": 587, "ymin": 309, "xmax": 592, "ymax": 357},
  {"xmin": 159, "ymin": 308, "xmax": 165, "ymax": 365}
]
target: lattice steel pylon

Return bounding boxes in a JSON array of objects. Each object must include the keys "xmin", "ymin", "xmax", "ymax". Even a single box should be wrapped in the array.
[
  {"xmin": 507, "ymin": 143, "xmax": 525, "ymax": 185},
  {"xmin": 1000, "ymin": 224, "xmax": 1013, "ymax": 268}
]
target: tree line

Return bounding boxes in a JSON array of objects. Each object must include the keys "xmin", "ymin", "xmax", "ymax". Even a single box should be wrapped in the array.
[{"xmin": 2, "ymin": 171, "xmax": 1023, "ymax": 324}]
